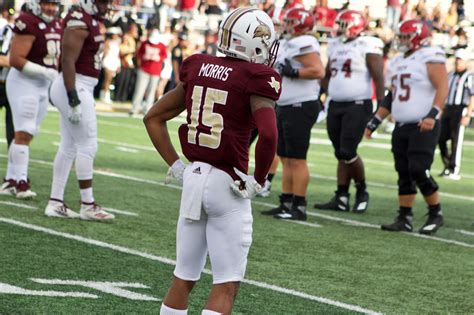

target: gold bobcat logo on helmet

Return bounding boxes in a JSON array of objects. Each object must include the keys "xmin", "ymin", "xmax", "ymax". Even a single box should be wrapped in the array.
[{"xmin": 253, "ymin": 17, "xmax": 271, "ymax": 40}]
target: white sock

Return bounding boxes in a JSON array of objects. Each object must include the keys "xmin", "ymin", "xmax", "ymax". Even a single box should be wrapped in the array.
[
  {"xmin": 201, "ymin": 310, "xmax": 221, "ymax": 315},
  {"xmin": 80, "ymin": 187, "xmax": 94, "ymax": 203},
  {"xmin": 50, "ymin": 150, "xmax": 75, "ymax": 201},
  {"xmin": 160, "ymin": 304, "xmax": 188, "ymax": 315},
  {"xmin": 11, "ymin": 143, "xmax": 29, "ymax": 182},
  {"xmin": 6, "ymin": 145, "xmax": 15, "ymax": 180}
]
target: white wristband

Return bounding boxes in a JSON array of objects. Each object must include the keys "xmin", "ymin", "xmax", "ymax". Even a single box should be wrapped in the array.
[{"xmin": 21, "ymin": 61, "xmax": 47, "ymax": 79}]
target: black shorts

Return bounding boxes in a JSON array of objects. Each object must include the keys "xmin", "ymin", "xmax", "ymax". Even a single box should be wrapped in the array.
[
  {"xmin": 392, "ymin": 122, "xmax": 440, "ymax": 175},
  {"xmin": 326, "ymin": 100, "xmax": 373, "ymax": 161},
  {"xmin": 277, "ymin": 100, "xmax": 321, "ymax": 159}
]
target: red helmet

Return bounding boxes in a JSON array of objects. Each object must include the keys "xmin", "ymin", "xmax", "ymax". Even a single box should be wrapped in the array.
[
  {"xmin": 283, "ymin": 8, "xmax": 314, "ymax": 36},
  {"xmin": 334, "ymin": 9, "xmax": 365, "ymax": 41},
  {"xmin": 396, "ymin": 20, "xmax": 431, "ymax": 52}
]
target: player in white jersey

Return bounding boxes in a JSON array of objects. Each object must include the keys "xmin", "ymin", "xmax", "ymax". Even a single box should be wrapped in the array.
[
  {"xmin": 314, "ymin": 10, "xmax": 385, "ymax": 214},
  {"xmin": 365, "ymin": 20, "xmax": 448, "ymax": 235},
  {"xmin": 261, "ymin": 8, "xmax": 324, "ymax": 221}
]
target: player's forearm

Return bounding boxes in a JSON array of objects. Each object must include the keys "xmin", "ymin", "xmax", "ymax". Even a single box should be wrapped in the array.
[
  {"xmin": 298, "ymin": 66, "xmax": 324, "ymax": 80},
  {"xmin": 62, "ymin": 58, "xmax": 76, "ymax": 92},
  {"xmin": 375, "ymin": 106, "xmax": 391, "ymax": 120},
  {"xmin": 432, "ymin": 86, "xmax": 448, "ymax": 111},
  {"xmin": 253, "ymin": 108, "xmax": 277, "ymax": 185},
  {"xmin": 144, "ymin": 120, "xmax": 180, "ymax": 166}
]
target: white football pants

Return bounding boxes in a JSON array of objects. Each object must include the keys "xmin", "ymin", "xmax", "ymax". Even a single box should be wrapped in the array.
[
  {"xmin": 174, "ymin": 162, "xmax": 253, "ymax": 284},
  {"xmin": 49, "ymin": 73, "xmax": 98, "ymax": 200}
]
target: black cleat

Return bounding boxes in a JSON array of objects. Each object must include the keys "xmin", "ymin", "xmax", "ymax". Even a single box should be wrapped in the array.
[
  {"xmin": 352, "ymin": 191, "xmax": 369, "ymax": 213},
  {"xmin": 261, "ymin": 195, "xmax": 291, "ymax": 216},
  {"xmin": 381, "ymin": 214, "xmax": 413, "ymax": 232},
  {"xmin": 419, "ymin": 214, "xmax": 444, "ymax": 235},
  {"xmin": 274, "ymin": 203, "xmax": 307, "ymax": 221},
  {"xmin": 314, "ymin": 192, "xmax": 350, "ymax": 212}
]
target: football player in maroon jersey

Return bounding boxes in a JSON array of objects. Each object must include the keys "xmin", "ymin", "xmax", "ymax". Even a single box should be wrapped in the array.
[
  {"xmin": 1, "ymin": 0, "xmax": 61, "ymax": 199},
  {"xmin": 145, "ymin": 8, "xmax": 281, "ymax": 315},
  {"xmin": 45, "ymin": 0, "xmax": 115, "ymax": 221}
]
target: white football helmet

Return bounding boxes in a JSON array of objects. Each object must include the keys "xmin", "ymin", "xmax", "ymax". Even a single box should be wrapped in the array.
[
  {"xmin": 218, "ymin": 7, "xmax": 279, "ymax": 66},
  {"xmin": 28, "ymin": 0, "xmax": 60, "ymax": 23}
]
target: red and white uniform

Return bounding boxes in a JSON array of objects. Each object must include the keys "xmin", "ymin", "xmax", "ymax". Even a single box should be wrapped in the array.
[
  {"xmin": 327, "ymin": 36, "xmax": 383, "ymax": 101},
  {"xmin": 387, "ymin": 46, "xmax": 446, "ymax": 123},
  {"xmin": 175, "ymin": 53, "xmax": 281, "ymax": 284},
  {"xmin": 276, "ymin": 35, "xmax": 320, "ymax": 105},
  {"xmin": 7, "ymin": 13, "xmax": 62, "ymax": 135},
  {"xmin": 136, "ymin": 40, "xmax": 167, "ymax": 76}
]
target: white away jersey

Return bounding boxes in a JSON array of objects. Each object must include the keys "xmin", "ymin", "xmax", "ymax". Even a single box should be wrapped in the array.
[
  {"xmin": 387, "ymin": 46, "xmax": 446, "ymax": 123},
  {"xmin": 327, "ymin": 36, "xmax": 383, "ymax": 101},
  {"xmin": 276, "ymin": 35, "xmax": 321, "ymax": 106}
]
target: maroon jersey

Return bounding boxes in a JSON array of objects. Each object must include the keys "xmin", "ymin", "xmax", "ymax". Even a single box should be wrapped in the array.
[
  {"xmin": 178, "ymin": 54, "xmax": 282, "ymax": 180},
  {"xmin": 13, "ymin": 13, "xmax": 62, "ymax": 70},
  {"xmin": 63, "ymin": 9, "xmax": 104, "ymax": 78}
]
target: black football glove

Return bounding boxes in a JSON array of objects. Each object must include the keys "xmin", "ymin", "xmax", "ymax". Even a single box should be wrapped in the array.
[
  {"xmin": 279, "ymin": 59, "xmax": 299, "ymax": 79},
  {"xmin": 67, "ymin": 89, "xmax": 81, "ymax": 108}
]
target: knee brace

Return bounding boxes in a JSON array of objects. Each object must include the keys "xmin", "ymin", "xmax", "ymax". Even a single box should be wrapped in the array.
[
  {"xmin": 338, "ymin": 149, "xmax": 358, "ymax": 164},
  {"xmin": 397, "ymin": 172, "xmax": 417, "ymax": 195},
  {"xmin": 411, "ymin": 169, "xmax": 439, "ymax": 196}
]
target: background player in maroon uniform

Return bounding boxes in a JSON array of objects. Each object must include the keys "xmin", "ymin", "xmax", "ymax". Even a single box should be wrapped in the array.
[
  {"xmin": 145, "ymin": 8, "xmax": 281, "ymax": 315},
  {"xmin": 45, "ymin": 0, "xmax": 115, "ymax": 220},
  {"xmin": 0, "ymin": 0, "xmax": 61, "ymax": 199}
]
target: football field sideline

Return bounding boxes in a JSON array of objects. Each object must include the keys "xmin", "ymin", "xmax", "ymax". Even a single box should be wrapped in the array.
[{"xmin": 0, "ymin": 217, "xmax": 381, "ymax": 315}]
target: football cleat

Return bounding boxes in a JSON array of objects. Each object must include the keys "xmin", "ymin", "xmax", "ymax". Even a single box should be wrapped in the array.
[
  {"xmin": 352, "ymin": 191, "xmax": 369, "ymax": 213},
  {"xmin": 261, "ymin": 194, "xmax": 291, "ymax": 215},
  {"xmin": 16, "ymin": 180, "xmax": 37, "ymax": 200},
  {"xmin": 80, "ymin": 202, "xmax": 115, "ymax": 222},
  {"xmin": 45, "ymin": 199, "xmax": 80, "ymax": 219},
  {"xmin": 314, "ymin": 192, "xmax": 350, "ymax": 212},
  {"xmin": 381, "ymin": 214, "xmax": 413, "ymax": 232},
  {"xmin": 274, "ymin": 202, "xmax": 307, "ymax": 221},
  {"xmin": 438, "ymin": 168, "xmax": 450, "ymax": 177},
  {"xmin": 419, "ymin": 213, "xmax": 444, "ymax": 235},
  {"xmin": 256, "ymin": 180, "xmax": 271, "ymax": 198},
  {"xmin": 0, "ymin": 179, "xmax": 16, "ymax": 196}
]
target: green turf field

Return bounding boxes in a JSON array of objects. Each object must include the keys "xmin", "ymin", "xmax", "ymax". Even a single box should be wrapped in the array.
[{"xmin": 0, "ymin": 109, "xmax": 473, "ymax": 314}]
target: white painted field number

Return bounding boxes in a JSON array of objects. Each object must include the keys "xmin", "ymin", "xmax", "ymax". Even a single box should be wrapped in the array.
[{"xmin": 0, "ymin": 279, "xmax": 160, "ymax": 301}]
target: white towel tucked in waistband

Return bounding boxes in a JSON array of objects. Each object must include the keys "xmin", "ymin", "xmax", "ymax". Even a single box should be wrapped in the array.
[{"xmin": 179, "ymin": 161, "xmax": 212, "ymax": 221}]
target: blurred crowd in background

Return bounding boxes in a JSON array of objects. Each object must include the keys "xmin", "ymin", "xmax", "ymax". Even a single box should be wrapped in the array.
[{"xmin": 1, "ymin": 0, "xmax": 472, "ymax": 112}]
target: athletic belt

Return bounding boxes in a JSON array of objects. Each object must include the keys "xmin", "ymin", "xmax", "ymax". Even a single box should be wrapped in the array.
[{"xmin": 330, "ymin": 99, "xmax": 372, "ymax": 106}]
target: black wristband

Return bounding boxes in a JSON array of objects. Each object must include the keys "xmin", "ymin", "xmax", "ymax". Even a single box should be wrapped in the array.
[
  {"xmin": 67, "ymin": 90, "xmax": 80, "ymax": 107},
  {"xmin": 366, "ymin": 115, "xmax": 382, "ymax": 132},
  {"xmin": 425, "ymin": 106, "xmax": 441, "ymax": 120}
]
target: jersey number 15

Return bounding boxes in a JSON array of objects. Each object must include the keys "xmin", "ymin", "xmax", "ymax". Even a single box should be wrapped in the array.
[{"xmin": 187, "ymin": 85, "xmax": 228, "ymax": 149}]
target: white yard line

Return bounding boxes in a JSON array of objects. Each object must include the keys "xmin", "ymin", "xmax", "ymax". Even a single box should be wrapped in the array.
[
  {"xmin": 0, "ymin": 201, "xmax": 38, "ymax": 210},
  {"xmin": 455, "ymin": 229, "xmax": 474, "ymax": 237},
  {"xmin": 0, "ymin": 217, "xmax": 381, "ymax": 315},
  {"xmin": 0, "ymin": 157, "xmax": 472, "ymax": 247},
  {"xmin": 102, "ymin": 207, "xmax": 138, "ymax": 217}
]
